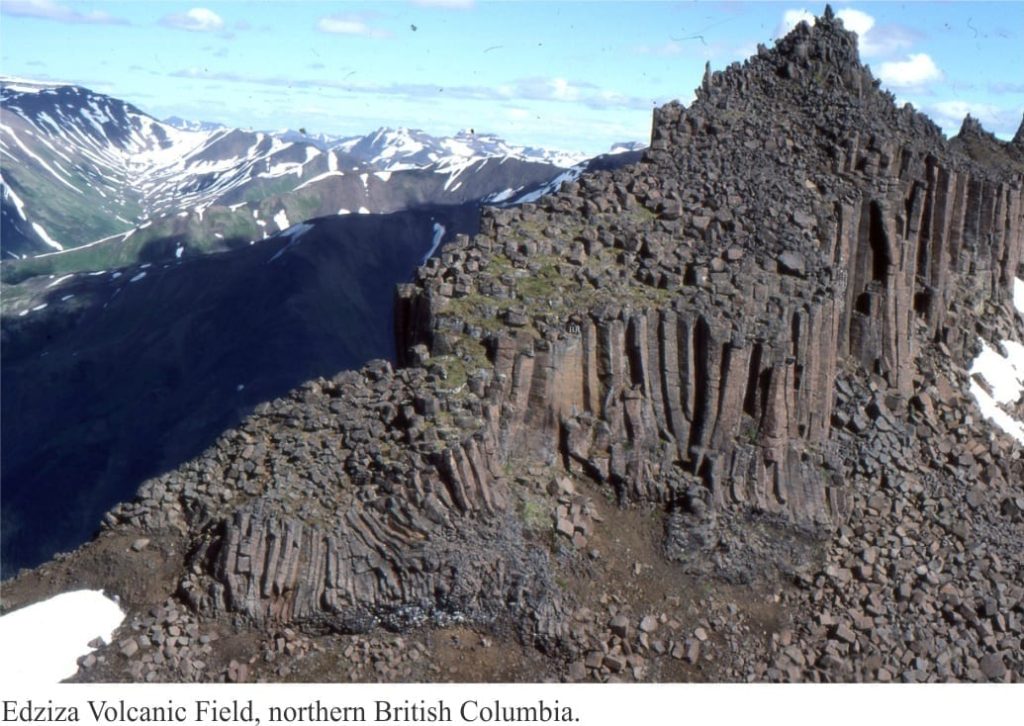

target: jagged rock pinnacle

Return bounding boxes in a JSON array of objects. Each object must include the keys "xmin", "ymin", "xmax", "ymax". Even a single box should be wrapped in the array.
[
  {"xmin": 775, "ymin": 7, "xmax": 864, "ymax": 73},
  {"xmin": 671, "ymin": 7, "xmax": 927, "ymax": 150},
  {"xmin": 1013, "ymin": 113, "xmax": 1024, "ymax": 148},
  {"xmin": 958, "ymin": 112, "xmax": 986, "ymax": 137}
]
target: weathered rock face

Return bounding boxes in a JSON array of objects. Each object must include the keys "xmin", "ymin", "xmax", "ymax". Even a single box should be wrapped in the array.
[
  {"xmin": 113, "ymin": 363, "xmax": 565, "ymax": 642},
  {"xmin": 84, "ymin": 8, "xmax": 1022, "ymax": 652},
  {"xmin": 396, "ymin": 12, "xmax": 1022, "ymax": 534}
]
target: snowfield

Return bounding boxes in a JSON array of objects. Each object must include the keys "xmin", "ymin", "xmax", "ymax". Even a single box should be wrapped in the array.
[
  {"xmin": 968, "ymin": 278, "xmax": 1024, "ymax": 444},
  {"xmin": 0, "ymin": 590, "xmax": 124, "ymax": 685}
]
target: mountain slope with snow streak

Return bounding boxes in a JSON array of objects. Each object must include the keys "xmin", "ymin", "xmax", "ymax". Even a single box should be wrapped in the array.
[
  {"xmin": 1, "ymin": 80, "xmax": 608, "ymax": 267},
  {"xmin": 485, "ymin": 146, "xmax": 645, "ymax": 207},
  {"xmin": 0, "ymin": 80, "xmax": 342, "ymax": 259},
  {"xmin": 332, "ymin": 127, "xmax": 589, "ymax": 171},
  {"xmin": 1, "ymin": 153, "xmax": 586, "ymax": 286}
]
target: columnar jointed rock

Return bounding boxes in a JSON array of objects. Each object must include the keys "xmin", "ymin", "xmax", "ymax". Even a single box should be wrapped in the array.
[
  {"xmin": 396, "ymin": 12, "xmax": 1022, "ymax": 537},
  {"xmin": 106, "ymin": 364, "xmax": 566, "ymax": 644}
]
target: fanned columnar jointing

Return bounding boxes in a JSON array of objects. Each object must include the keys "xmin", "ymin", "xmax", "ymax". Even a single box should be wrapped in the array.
[{"xmin": 106, "ymin": 10, "xmax": 1022, "ymax": 641}]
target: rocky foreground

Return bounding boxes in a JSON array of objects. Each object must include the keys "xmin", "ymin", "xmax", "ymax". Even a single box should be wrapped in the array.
[{"xmin": 2, "ymin": 8, "xmax": 1022, "ymax": 683}]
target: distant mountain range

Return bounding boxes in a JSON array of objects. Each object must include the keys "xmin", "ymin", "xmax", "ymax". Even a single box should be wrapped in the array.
[
  {"xmin": 1, "ymin": 78, "xmax": 641, "ymax": 272},
  {"xmin": 275, "ymin": 125, "xmax": 592, "ymax": 170}
]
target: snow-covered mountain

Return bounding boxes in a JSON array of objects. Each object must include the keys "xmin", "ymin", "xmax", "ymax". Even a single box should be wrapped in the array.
[
  {"xmin": 1, "ymin": 79, "xmax": 609, "ymax": 268},
  {"xmin": 331, "ymin": 127, "xmax": 590, "ymax": 171},
  {"xmin": 1, "ymin": 78, "xmax": 341, "ymax": 259},
  {"xmin": 608, "ymin": 141, "xmax": 647, "ymax": 154},
  {"xmin": 161, "ymin": 116, "xmax": 226, "ymax": 133},
  {"xmin": 481, "ymin": 144, "xmax": 647, "ymax": 207}
]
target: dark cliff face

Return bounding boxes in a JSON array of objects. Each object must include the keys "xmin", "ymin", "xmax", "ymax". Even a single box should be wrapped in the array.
[{"xmin": 5, "ymin": 10, "xmax": 1023, "ymax": 683}]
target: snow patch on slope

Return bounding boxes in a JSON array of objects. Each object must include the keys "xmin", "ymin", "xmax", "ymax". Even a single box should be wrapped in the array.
[
  {"xmin": 1, "ymin": 122, "xmax": 83, "ymax": 194},
  {"xmin": 485, "ymin": 187, "xmax": 521, "ymax": 203},
  {"xmin": 31, "ymin": 222, "xmax": 63, "ymax": 251},
  {"xmin": 515, "ymin": 166, "xmax": 584, "ymax": 204},
  {"xmin": 293, "ymin": 170, "xmax": 343, "ymax": 192},
  {"xmin": 2, "ymin": 176, "xmax": 28, "ymax": 219},
  {"xmin": 439, "ymin": 158, "xmax": 477, "ymax": 192},
  {"xmin": 45, "ymin": 273, "xmax": 74, "ymax": 289},
  {"xmin": 0, "ymin": 590, "xmax": 124, "ymax": 685},
  {"xmin": 968, "ymin": 278, "xmax": 1024, "ymax": 444}
]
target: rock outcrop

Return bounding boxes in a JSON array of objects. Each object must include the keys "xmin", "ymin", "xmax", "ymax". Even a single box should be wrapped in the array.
[{"xmin": 396, "ymin": 10, "xmax": 1022, "ymax": 534}]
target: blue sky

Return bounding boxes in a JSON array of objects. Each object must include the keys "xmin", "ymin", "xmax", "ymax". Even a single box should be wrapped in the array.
[{"xmin": 1, "ymin": 1, "xmax": 1022, "ymax": 155}]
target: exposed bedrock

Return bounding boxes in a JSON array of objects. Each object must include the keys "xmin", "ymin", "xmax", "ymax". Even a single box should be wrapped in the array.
[
  {"xmin": 394, "ymin": 165, "xmax": 1021, "ymax": 536},
  {"xmin": 112, "ymin": 364, "xmax": 570, "ymax": 642}
]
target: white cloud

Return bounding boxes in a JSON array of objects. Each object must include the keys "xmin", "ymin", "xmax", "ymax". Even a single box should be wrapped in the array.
[
  {"xmin": 776, "ymin": 9, "xmax": 815, "ymax": 38},
  {"xmin": 878, "ymin": 53, "xmax": 943, "ymax": 88},
  {"xmin": 505, "ymin": 77, "xmax": 652, "ymax": 109},
  {"xmin": 930, "ymin": 100, "xmax": 1003, "ymax": 121},
  {"xmin": 4, "ymin": 0, "xmax": 128, "ymax": 25},
  {"xmin": 926, "ymin": 100, "xmax": 1023, "ymax": 138},
  {"xmin": 318, "ymin": 18, "xmax": 366, "ymax": 34},
  {"xmin": 317, "ymin": 15, "xmax": 390, "ymax": 38},
  {"xmin": 859, "ymin": 25, "xmax": 917, "ymax": 58},
  {"xmin": 776, "ymin": 8, "xmax": 916, "ymax": 58},
  {"xmin": 836, "ymin": 8, "xmax": 874, "ymax": 38},
  {"xmin": 167, "ymin": 66, "xmax": 658, "ymax": 117},
  {"xmin": 550, "ymin": 78, "xmax": 580, "ymax": 102},
  {"xmin": 160, "ymin": 8, "xmax": 225, "ymax": 33}
]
